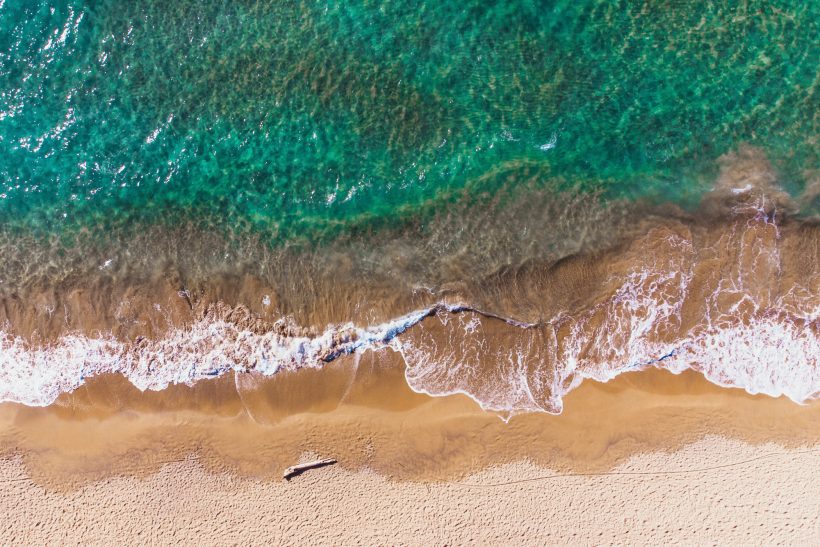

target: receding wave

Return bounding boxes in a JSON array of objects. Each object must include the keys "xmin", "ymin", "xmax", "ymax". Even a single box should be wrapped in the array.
[
  {"xmin": 1, "ymin": 289, "xmax": 816, "ymax": 412},
  {"xmin": 2, "ymin": 218, "xmax": 817, "ymax": 412}
]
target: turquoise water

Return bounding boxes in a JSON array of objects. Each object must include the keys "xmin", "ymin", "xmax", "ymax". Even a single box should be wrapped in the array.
[{"xmin": 0, "ymin": 0, "xmax": 817, "ymax": 241}]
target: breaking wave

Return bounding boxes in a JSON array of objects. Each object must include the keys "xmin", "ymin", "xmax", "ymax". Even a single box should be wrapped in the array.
[{"xmin": 1, "ymin": 211, "xmax": 817, "ymax": 413}]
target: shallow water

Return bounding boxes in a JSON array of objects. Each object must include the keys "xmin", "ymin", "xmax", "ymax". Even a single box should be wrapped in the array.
[{"xmin": 2, "ymin": 0, "xmax": 817, "ymax": 235}]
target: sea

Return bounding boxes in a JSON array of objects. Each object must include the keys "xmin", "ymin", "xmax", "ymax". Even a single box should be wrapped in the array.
[{"xmin": 0, "ymin": 0, "xmax": 817, "ymax": 415}]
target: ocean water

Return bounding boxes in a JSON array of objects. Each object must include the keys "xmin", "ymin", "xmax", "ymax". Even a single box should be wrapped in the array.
[{"xmin": 0, "ymin": 1, "xmax": 818, "ymax": 413}]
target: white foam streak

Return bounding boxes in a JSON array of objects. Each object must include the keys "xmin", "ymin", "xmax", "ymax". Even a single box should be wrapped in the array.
[
  {"xmin": 0, "ymin": 300, "xmax": 817, "ymax": 411},
  {"xmin": 0, "ymin": 333, "xmax": 120, "ymax": 406},
  {"xmin": 667, "ymin": 318, "xmax": 820, "ymax": 404},
  {"xmin": 0, "ymin": 309, "xmax": 432, "ymax": 407}
]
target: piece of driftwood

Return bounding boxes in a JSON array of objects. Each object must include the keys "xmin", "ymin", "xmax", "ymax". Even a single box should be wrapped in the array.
[{"xmin": 283, "ymin": 458, "xmax": 337, "ymax": 480}]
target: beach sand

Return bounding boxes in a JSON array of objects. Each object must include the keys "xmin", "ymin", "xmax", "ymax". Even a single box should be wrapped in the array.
[
  {"xmin": 1, "ymin": 352, "xmax": 818, "ymax": 544},
  {"xmin": 2, "ymin": 437, "xmax": 818, "ymax": 545}
]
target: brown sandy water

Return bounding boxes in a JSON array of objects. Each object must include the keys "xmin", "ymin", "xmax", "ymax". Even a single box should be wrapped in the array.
[{"xmin": 2, "ymin": 193, "xmax": 817, "ymax": 411}]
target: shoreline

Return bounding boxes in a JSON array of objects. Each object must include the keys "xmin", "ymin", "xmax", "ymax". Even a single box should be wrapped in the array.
[
  {"xmin": 1, "ymin": 147, "xmax": 817, "ymax": 415},
  {"xmin": 2, "ymin": 354, "xmax": 818, "ymax": 490}
]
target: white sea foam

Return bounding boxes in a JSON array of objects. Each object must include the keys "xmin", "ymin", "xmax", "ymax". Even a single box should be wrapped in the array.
[
  {"xmin": 0, "ymin": 309, "xmax": 432, "ymax": 407},
  {"xmin": 0, "ymin": 298, "xmax": 817, "ymax": 411},
  {"xmin": 395, "ymin": 307, "xmax": 817, "ymax": 418},
  {"xmin": 666, "ymin": 317, "xmax": 820, "ymax": 403}
]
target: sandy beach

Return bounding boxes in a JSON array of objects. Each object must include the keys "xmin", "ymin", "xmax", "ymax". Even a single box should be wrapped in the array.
[
  {"xmin": 2, "ymin": 354, "xmax": 818, "ymax": 544},
  {"xmin": 3, "ymin": 438, "xmax": 818, "ymax": 545}
]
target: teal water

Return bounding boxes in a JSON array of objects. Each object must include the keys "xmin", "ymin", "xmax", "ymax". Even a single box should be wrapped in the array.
[{"xmin": 1, "ymin": 0, "xmax": 817, "ymax": 242}]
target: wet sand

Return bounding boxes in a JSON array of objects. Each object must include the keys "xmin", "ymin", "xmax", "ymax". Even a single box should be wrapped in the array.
[{"xmin": 1, "ymin": 352, "xmax": 818, "ymax": 543}]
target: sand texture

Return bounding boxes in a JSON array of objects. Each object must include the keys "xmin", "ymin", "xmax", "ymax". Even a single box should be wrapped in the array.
[{"xmin": 1, "ymin": 437, "xmax": 818, "ymax": 545}]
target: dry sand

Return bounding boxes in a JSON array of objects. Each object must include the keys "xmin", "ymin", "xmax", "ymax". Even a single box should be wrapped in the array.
[
  {"xmin": 1, "ymin": 438, "xmax": 818, "ymax": 545},
  {"xmin": 1, "ymin": 354, "xmax": 818, "ymax": 544}
]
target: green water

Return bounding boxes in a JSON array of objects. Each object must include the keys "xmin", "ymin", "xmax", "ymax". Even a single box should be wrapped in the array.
[{"xmin": 1, "ymin": 0, "xmax": 817, "ymax": 241}]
